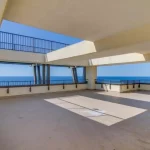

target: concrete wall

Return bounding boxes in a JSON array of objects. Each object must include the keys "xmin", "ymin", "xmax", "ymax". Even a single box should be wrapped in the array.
[
  {"xmin": 120, "ymin": 84, "xmax": 139, "ymax": 92},
  {"xmin": 96, "ymin": 84, "xmax": 140, "ymax": 93},
  {"xmin": 0, "ymin": 84, "xmax": 87, "ymax": 97},
  {"xmin": 140, "ymin": 84, "xmax": 150, "ymax": 91}
]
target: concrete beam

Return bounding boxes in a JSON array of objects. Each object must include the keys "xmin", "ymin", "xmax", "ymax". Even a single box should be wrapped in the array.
[
  {"xmin": 90, "ymin": 53, "xmax": 150, "ymax": 66},
  {"xmin": 46, "ymin": 41, "xmax": 96, "ymax": 62},
  {"xmin": 49, "ymin": 52, "xmax": 150, "ymax": 67},
  {"xmin": 0, "ymin": 0, "xmax": 8, "ymax": 25},
  {"xmin": 46, "ymin": 41, "xmax": 150, "ymax": 66},
  {"xmin": 46, "ymin": 24, "xmax": 150, "ymax": 65}
]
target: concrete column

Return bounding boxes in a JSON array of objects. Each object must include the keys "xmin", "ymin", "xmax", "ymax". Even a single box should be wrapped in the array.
[
  {"xmin": 33, "ymin": 65, "xmax": 37, "ymax": 84},
  {"xmin": 86, "ymin": 66, "xmax": 97, "ymax": 89},
  {"xmin": 37, "ymin": 65, "xmax": 41, "ymax": 84},
  {"xmin": 72, "ymin": 67, "xmax": 78, "ymax": 83},
  {"xmin": 47, "ymin": 64, "xmax": 50, "ymax": 84},
  {"xmin": 42, "ymin": 64, "xmax": 46, "ymax": 84}
]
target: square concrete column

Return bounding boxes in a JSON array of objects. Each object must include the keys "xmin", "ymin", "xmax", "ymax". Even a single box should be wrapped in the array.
[{"xmin": 86, "ymin": 66, "xmax": 97, "ymax": 89}]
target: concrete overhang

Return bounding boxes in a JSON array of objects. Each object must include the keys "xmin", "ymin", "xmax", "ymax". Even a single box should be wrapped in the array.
[
  {"xmin": 2, "ymin": 0, "xmax": 150, "ymax": 67},
  {"xmin": 2, "ymin": 0, "xmax": 150, "ymax": 41}
]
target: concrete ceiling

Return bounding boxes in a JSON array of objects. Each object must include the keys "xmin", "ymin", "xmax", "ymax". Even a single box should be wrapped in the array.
[{"xmin": 3, "ymin": 0, "xmax": 150, "ymax": 41}]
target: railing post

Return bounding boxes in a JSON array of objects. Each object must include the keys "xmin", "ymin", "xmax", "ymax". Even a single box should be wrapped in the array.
[
  {"xmin": 7, "ymin": 81, "xmax": 9, "ymax": 94},
  {"xmin": 12, "ymin": 34, "xmax": 14, "ymax": 50},
  {"xmin": 63, "ymin": 81, "xmax": 65, "ymax": 89},
  {"xmin": 76, "ymin": 83, "xmax": 78, "ymax": 88},
  {"xmin": 127, "ymin": 80, "xmax": 129, "ymax": 89},
  {"xmin": 101, "ymin": 82, "xmax": 103, "ymax": 88},
  {"xmin": 138, "ymin": 80, "xmax": 140, "ymax": 88},
  {"xmin": 33, "ymin": 38, "xmax": 35, "ymax": 52},
  {"xmin": 47, "ymin": 80, "xmax": 50, "ymax": 90},
  {"xmin": 47, "ymin": 64, "xmax": 50, "ymax": 85},
  {"xmin": 51, "ymin": 41, "xmax": 52, "ymax": 51},
  {"xmin": 29, "ymin": 81, "xmax": 32, "ymax": 92},
  {"xmin": 133, "ymin": 80, "xmax": 135, "ymax": 88}
]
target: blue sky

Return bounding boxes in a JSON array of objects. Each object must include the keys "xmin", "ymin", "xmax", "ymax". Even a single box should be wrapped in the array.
[{"xmin": 0, "ymin": 20, "xmax": 150, "ymax": 77}]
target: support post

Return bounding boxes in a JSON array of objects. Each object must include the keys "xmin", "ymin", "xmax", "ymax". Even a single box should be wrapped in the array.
[
  {"xmin": 86, "ymin": 66, "xmax": 97, "ymax": 89},
  {"xmin": 33, "ymin": 65, "xmax": 37, "ymax": 84},
  {"xmin": 37, "ymin": 65, "xmax": 41, "ymax": 84},
  {"xmin": 72, "ymin": 67, "xmax": 78, "ymax": 84},
  {"xmin": 42, "ymin": 64, "xmax": 46, "ymax": 84},
  {"xmin": 83, "ymin": 67, "xmax": 86, "ymax": 82},
  {"xmin": 47, "ymin": 64, "xmax": 50, "ymax": 85}
]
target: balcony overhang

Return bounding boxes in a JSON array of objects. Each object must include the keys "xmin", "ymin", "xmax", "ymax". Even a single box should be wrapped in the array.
[{"xmin": 2, "ymin": 0, "xmax": 150, "ymax": 41}]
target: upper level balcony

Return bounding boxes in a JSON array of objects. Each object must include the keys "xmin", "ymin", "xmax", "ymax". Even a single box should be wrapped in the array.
[{"xmin": 0, "ymin": 31, "xmax": 69, "ymax": 54}]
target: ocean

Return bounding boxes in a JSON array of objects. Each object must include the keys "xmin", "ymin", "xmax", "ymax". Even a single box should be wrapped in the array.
[
  {"xmin": 97, "ymin": 76, "xmax": 150, "ymax": 84},
  {"xmin": 0, "ymin": 76, "xmax": 84, "ymax": 85}
]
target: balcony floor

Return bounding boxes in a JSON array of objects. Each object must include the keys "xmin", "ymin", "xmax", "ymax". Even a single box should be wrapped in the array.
[{"xmin": 0, "ymin": 90, "xmax": 150, "ymax": 150}]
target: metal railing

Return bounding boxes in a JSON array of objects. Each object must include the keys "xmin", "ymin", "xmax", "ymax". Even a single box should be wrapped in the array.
[
  {"xmin": 95, "ymin": 79, "xmax": 142, "ymax": 85},
  {"xmin": 0, "ymin": 79, "xmax": 87, "ymax": 88},
  {"xmin": 0, "ymin": 31, "xmax": 69, "ymax": 54},
  {"xmin": 95, "ymin": 79, "xmax": 150, "ymax": 89}
]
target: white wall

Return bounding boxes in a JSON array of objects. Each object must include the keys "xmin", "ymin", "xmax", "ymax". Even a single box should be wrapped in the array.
[{"xmin": 0, "ymin": 84, "xmax": 87, "ymax": 97}]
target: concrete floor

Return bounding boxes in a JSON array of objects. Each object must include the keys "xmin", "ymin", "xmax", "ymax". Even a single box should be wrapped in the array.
[{"xmin": 0, "ymin": 90, "xmax": 150, "ymax": 150}]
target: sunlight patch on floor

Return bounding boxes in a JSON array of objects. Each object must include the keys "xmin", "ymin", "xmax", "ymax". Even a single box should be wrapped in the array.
[{"xmin": 44, "ymin": 95, "xmax": 146, "ymax": 126}]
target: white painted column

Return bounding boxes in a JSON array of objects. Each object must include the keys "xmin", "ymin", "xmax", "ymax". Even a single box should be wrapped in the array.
[{"xmin": 86, "ymin": 66, "xmax": 97, "ymax": 89}]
